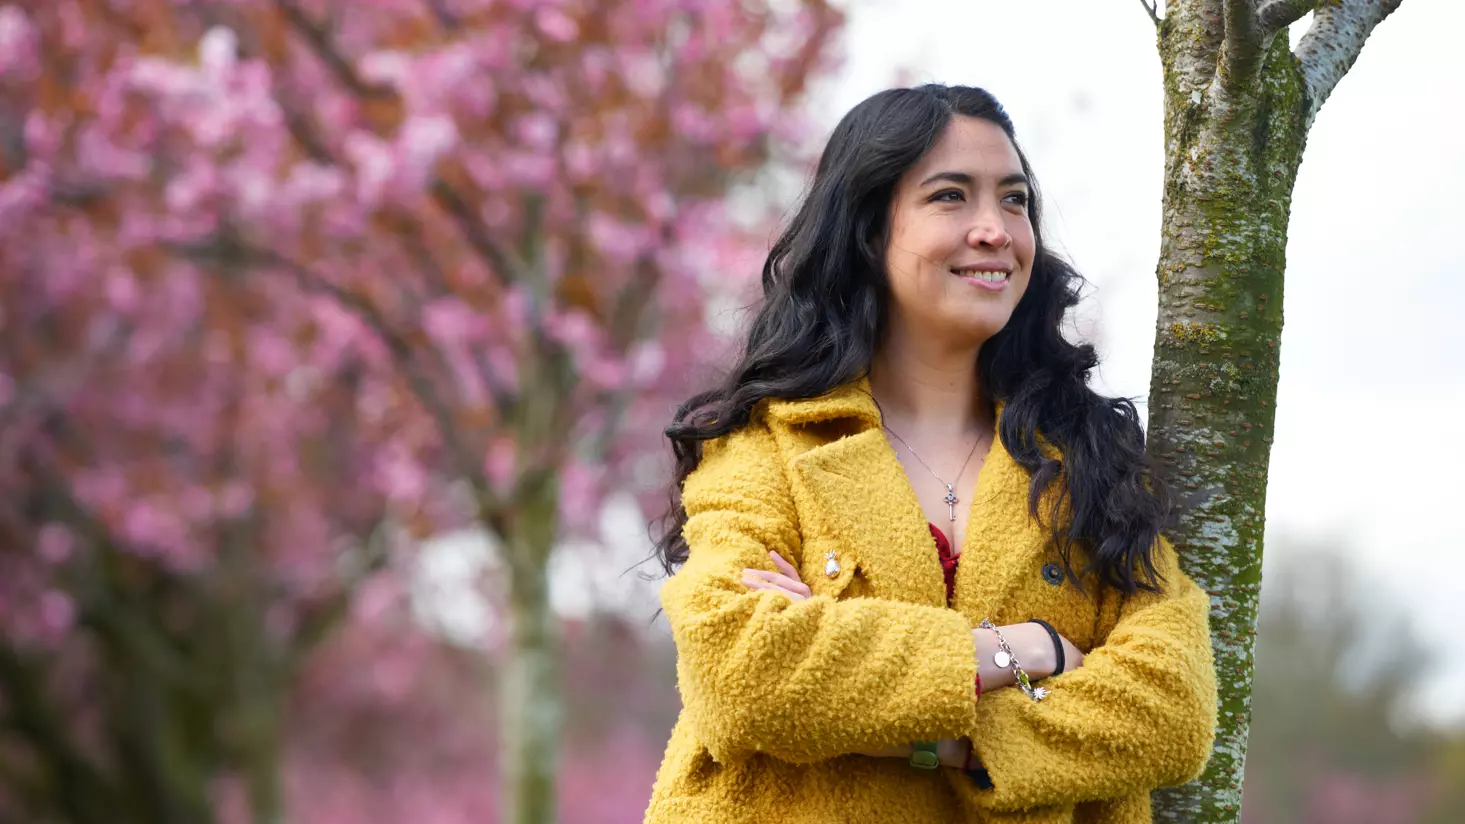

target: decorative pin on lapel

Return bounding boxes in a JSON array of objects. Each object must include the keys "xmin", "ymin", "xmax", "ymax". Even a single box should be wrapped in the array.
[{"xmin": 824, "ymin": 550, "xmax": 840, "ymax": 578}]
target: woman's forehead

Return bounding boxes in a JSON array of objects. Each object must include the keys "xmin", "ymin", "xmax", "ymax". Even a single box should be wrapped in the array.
[{"xmin": 911, "ymin": 117, "xmax": 1023, "ymax": 182}]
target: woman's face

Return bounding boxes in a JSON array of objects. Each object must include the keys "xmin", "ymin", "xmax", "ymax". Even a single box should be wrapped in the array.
[{"xmin": 883, "ymin": 116, "xmax": 1035, "ymax": 348}]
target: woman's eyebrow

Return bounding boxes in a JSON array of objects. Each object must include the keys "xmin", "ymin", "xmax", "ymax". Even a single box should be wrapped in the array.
[{"xmin": 918, "ymin": 170, "xmax": 1031, "ymax": 189}]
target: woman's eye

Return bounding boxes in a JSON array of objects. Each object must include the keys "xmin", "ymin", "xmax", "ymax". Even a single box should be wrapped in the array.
[
  {"xmin": 931, "ymin": 189, "xmax": 965, "ymax": 203},
  {"xmin": 1004, "ymin": 192, "xmax": 1030, "ymax": 207}
]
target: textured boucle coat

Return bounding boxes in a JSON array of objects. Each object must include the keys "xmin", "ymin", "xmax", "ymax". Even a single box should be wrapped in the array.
[{"xmin": 644, "ymin": 379, "xmax": 1218, "ymax": 823}]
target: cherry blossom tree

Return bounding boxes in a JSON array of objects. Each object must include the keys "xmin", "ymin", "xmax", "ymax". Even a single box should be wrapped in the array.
[{"xmin": 0, "ymin": 1, "xmax": 841, "ymax": 822}]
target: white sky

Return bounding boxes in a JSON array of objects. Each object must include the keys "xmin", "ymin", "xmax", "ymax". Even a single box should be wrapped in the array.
[{"xmin": 422, "ymin": 0, "xmax": 1465, "ymax": 727}]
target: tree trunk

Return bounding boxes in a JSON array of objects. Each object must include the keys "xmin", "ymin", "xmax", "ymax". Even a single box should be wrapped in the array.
[
  {"xmin": 499, "ymin": 477, "xmax": 561, "ymax": 824},
  {"xmin": 1146, "ymin": 2, "xmax": 1404, "ymax": 821}
]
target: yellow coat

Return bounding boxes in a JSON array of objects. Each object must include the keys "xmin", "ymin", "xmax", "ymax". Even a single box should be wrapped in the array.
[{"xmin": 644, "ymin": 380, "xmax": 1218, "ymax": 824}]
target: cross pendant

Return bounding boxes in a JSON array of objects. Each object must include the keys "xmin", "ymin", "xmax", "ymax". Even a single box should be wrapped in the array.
[{"xmin": 943, "ymin": 485, "xmax": 958, "ymax": 521}]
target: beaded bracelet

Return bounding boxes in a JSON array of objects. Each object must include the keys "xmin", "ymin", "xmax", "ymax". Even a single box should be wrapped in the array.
[{"xmin": 979, "ymin": 618, "xmax": 1048, "ymax": 702}]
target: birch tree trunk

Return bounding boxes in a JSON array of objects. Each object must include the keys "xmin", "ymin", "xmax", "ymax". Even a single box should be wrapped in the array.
[{"xmin": 1143, "ymin": 1, "xmax": 1404, "ymax": 821}]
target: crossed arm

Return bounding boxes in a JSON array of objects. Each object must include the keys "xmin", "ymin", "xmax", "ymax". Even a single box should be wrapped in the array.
[
  {"xmin": 742, "ymin": 550, "xmax": 1085, "ymax": 767},
  {"xmin": 664, "ymin": 424, "xmax": 1217, "ymax": 811}
]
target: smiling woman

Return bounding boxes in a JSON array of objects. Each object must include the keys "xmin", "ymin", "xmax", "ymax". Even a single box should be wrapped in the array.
[{"xmin": 644, "ymin": 85, "xmax": 1218, "ymax": 824}]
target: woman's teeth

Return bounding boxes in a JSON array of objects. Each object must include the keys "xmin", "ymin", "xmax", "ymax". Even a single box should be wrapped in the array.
[{"xmin": 953, "ymin": 270, "xmax": 1009, "ymax": 282}]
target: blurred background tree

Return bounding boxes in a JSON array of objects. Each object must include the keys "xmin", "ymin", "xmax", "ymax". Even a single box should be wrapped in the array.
[
  {"xmin": 0, "ymin": 1, "xmax": 840, "ymax": 822},
  {"xmin": 1241, "ymin": 539, "xmax": 1460, "ymax": 823}
]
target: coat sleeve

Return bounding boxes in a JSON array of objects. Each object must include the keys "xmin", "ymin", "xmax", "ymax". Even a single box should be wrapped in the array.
[
  {"xmin": 661, "ymin": 421, "xmax": 979, "ymax": 765},
  {"xmin": 951, "ymin": 536, "xmax": 1219, "ymax": 812}
]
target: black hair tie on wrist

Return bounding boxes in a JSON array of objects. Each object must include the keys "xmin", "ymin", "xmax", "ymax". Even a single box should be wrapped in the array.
[{"xmin": 1027, "ymin": 618, "xmax": 1064, "ymax": 678}]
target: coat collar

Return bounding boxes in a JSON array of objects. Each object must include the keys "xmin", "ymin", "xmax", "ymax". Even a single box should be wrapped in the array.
[
  {"xmin": 765, "ymin": 378, "xmax": 1046, "ymax": 615},
  {"xmin": 763, "ymin": 376, "xmax": 1008, "ymax": 431}
]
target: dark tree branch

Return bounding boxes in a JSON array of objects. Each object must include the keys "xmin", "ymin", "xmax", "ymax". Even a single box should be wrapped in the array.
[
  {"xmin": 1296, "ymin": 0, "xmax": 1405, "ymax": 128},
  {"xmin": 429, "ymin": 179, "xmax": 530, "ymax": 287},
  {"xmin": 1140, "ymin": 0, "xmax": 1162, "ymax": 26},
  {"xmin": 271, "ymin": 0, "xmax": 392, "ymax": 99},
  {"xmin": 426, "ymin": 0, "xmax": 460, "ymax": 29},
  {"xmin": 27, "ymin": 477, "xmax": 215, "ymax": 698}
]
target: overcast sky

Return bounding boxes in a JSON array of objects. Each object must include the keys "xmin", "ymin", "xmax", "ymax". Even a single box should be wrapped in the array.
[{"xmin": 819, "ymin": 0, "xmax": 1464, "ymax": 722}]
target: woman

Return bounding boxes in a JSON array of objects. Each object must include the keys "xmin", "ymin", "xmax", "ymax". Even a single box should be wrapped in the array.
[{"xmin": 643, "ymin": 84, "xmax": 1218, "ymax": 824}]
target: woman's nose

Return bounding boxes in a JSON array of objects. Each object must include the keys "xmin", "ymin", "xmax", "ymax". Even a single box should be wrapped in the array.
[{"xmin": 968, "ymin": 204, "xmax": 1012, "ymax": 248}]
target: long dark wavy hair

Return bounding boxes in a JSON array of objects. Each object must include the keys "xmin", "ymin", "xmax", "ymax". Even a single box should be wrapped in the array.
[{"xmin": 652, "ymin": 84, "xmax": 1171, "ymax": 595}]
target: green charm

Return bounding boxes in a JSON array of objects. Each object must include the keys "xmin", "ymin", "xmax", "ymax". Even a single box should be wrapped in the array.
[{"xmin": 909, "ymin": 741, "xmax": 940, "ymax": 770}]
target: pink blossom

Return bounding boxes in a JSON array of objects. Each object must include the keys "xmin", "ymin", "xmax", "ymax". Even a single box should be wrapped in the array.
[
  {"xmin": 36, "ymin": 524, "xmax": 74, "ymax": 564},
  {"xmin": 376, "ymin": 446, "xmax": 428, "ymax": 502},
  {"xmin": 557, "ymin": 460, "xmax": 603, "ymax": 531},
  {"xmin": 357, "ymin": 50, "xmax": 412, "ymax": 88},
  {"xmin": 587, "ymin": 211, "xmax": 644, "ymax": 264},
  {"xmin": 0, "ymin": 6, "xmax": 39, "ymax": 80},
  {"xmin": 583, "ymin": 355, "xmax": 628, "ymax": 390},
  {"xmin": 535, "ymin": 8, "xmax": 579, "ymax": 43},
  {"xmin": 628, "ymin": 341, "xmax": 667, "ymax": 386},
  {"xmin": 515, "ymin": 112, "xmax": 559, "ymax": 151},
  {"xmin": 39, "ymin": 591, "xmax": 76, "ymax": 634},
  {"xmin": 397, "ymin": 114, "xmax": 460, "ymax": 186},
  {"xmin": 198, "ymin": 26, "xmax": 238, "ymax": 77}
]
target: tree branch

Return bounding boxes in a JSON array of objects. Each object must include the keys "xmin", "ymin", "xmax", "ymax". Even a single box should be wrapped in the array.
[
  {"xmin": 1295, "ymin": 0, "xmax": 1405, "ymax": 128},
  {"xmin": 1257, "ymin": 0, "xmax": 1315, "ymax": 34},
  {"xmin": 1218, "ymin": 0, "xmax": 1264, "ymax": 95},
  {"xmin": 271, "ymin": 0, "xmax": 392, "ymax": 99},
  {"xmin": 165, "ymin": 233, "xmax": 495, "ymax": 501},
  {"xmin": 1139, "ymin": 0, "xmax": 1162, "ymax": 27},
  {"xmin": 429, "ymin": 179, "xmax": 531, "ymax": 286},
  {"xmin": 273, "ymin": 0, "xmax": 527, "ymax": 289},
  {"xmin": 289, "ymin": 520, "xmax": 391, "ymax": 667},
  {"xmin": 0, "ymin": 646, "xmax": 119, "ymax": 824}
]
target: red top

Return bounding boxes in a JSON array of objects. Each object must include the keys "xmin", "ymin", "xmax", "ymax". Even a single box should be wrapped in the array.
[
  {"xmin": 931, "ymin": 521, "xmax": 985, "ymax": 773},
  {"xmin": 928, "ymin": 523, "xmax": 959, "ymax": 606}
]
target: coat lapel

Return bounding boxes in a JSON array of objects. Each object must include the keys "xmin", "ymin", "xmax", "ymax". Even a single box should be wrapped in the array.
[
  {"xmin": 766, "ymin": 378, "xmax": 1055, "ymax": 618},
  {"xmin": 949, "ymin": 425, "xmax": 1054, "ymax": 619},
  {"xmin": 791, "ymin": 427, "xmax": 947, "ymax": 605}
]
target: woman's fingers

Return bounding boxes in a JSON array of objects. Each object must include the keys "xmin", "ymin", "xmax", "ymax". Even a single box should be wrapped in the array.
[
  {"xmin": 741, "ymin": 569, "xmax": 812, "ymax": 599},
  {"xmin": 769, "ymin": 551, "xmax": 802, "ymax": 582},
  {"xmin": 740, "ymin": 575, "xmax": 808, "ymax": 601}
]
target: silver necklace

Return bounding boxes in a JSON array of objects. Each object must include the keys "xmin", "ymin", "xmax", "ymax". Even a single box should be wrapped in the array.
[{"xmin": 882, "ymin": 425, "xmax": 985, "ymax": 522}]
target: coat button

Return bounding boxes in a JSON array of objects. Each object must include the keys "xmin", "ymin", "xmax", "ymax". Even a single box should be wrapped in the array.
[{"xmin": 1041, "ymin": 562, "xmax": 1064, "ymax": 586}]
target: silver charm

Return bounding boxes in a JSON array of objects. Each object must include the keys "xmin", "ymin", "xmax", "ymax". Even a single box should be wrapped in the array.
[
  {"xmin": 993, "ymin": 650, "xmax": 1012, "ymax": 669},
  {"xmin": 824, "ymin": 550, "xmax": 840, "ymax": 578}
]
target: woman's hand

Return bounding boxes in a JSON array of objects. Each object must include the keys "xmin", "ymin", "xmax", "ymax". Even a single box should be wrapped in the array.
[
  {"xmin": 741, "ymin": 551, "xmax": 811, "ymax": 601},
  {"xmin": 1054, "ymin": 632, "xmax": 1085, "ymax": 676}
]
